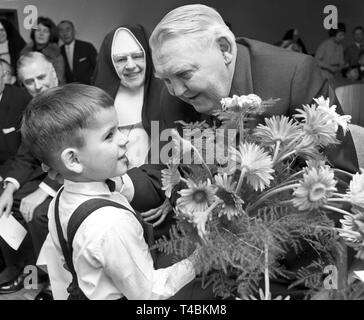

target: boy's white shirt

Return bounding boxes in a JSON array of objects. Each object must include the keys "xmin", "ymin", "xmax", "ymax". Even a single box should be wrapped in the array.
[{"xmin": 44, "ymin": 177, "xmax": 195, "ymax": 300}]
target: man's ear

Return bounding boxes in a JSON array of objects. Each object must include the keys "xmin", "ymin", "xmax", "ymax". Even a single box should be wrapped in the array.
[
  {"xmin": 216, "ymin": 36, "xmax": 233, "ymax": 65},
  {"xmin": 50, "ymin": 64, "xmax": 59, "ymax": 87},
  {"xmin": 61, "ymin": 148, "xmax": 83, "ymax": 174}
]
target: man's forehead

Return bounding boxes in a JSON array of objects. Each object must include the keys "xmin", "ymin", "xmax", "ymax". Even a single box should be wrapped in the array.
[{"xmin": 21, "ymin": 59, "xmax": 51, "ymax": 77}]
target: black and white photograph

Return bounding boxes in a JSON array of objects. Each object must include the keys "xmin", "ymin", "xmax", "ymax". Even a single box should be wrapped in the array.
[{"xmin": 0, "ymin": 0, "xmax": 363, "ymax": 307}]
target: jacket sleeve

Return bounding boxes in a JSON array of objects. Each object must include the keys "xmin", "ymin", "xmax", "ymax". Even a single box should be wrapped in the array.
[
  {"xmin": 127, "ymin": 164, "xmax": 166, "ymax": 212},
  {"xmin": 289, "ymin": 55, "xmax": 359, "ymax": 175}
]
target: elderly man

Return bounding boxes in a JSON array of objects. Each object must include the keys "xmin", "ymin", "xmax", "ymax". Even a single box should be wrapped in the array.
[
  {"xmin": 126, "ymin": 4, "xmax": 359, "ymax": 299},
  {"xmin": 58, "ymin": 20, "xmax": 97, "ymax": 85},
  {"xmin": 0, "ymin": 52, "xmax": 61, "ymax": 299}
]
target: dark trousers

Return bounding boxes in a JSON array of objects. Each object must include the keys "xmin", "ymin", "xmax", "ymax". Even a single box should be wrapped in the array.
[{"xmin": 0, "ymin": 181, "xmax": 50, "ymax": 281}]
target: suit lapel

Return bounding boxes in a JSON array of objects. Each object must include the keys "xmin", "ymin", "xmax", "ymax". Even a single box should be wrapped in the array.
[{"xmin": 229, "ymin": 42, "xmax": 253, "ymax": 97}]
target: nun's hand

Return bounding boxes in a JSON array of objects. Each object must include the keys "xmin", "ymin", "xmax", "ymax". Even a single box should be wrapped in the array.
[
  {"xmin": 41, "ymin": 163, "xmax": 64, "ymax": 184},
  {"xmin": 140, "ymin": 198, "xmax": 172, "ymax": 227}
]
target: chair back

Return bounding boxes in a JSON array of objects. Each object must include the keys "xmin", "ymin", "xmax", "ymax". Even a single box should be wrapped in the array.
[
  {"xmin": 335, "ymin": 84, "xmax": 364, "ymax": 126},
  {"xmin": 348, "ymin": 124, "xmax": 364, "ymax": 169}
]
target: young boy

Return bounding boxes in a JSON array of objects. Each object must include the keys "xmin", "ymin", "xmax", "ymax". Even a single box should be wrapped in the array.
[{"xmin": 21, "ymin": 84, "xmax": 199, "ymax": 300}]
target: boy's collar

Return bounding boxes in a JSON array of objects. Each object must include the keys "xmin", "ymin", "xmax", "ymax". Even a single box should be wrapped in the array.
[{"xmin": 63, "ymin": 179, "xmax": 112, "ymax": 196}]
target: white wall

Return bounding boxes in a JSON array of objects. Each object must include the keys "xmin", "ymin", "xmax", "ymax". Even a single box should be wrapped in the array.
[{"xmin": 0, "ymin": 0, "xmax": 363, "ymax": 54}]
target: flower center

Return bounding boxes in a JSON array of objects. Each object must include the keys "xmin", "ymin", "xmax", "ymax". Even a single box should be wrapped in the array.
[
  {"xmin": 193, "ymin": 190, "xmax": 207, "ymax": 203},
  {"xmin": 308, "ymin": 183, "xmax": 326, "ymax": 202}
]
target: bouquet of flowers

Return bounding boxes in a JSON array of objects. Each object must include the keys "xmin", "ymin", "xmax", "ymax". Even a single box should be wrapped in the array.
[{"xmin": 155, "ymin": 94, "xmax": 364, "ymax": 299}]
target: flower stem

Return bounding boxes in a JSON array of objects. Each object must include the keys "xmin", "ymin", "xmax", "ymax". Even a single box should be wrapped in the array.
[
  {"xmin": 191, "ymin": 145, "xmax": 213, "ymax": 180},
  {"xmin": 272, "ymin": 140, "xmax": 281, "ymax": 164},
  {"xmin": 322, "ymin": 205, "xmax": 355, "ymax": 218},
  {"xmin": 264, "ymin": 240, "xmax": 270, "ymax": 300},
  {"xmin": 276, "ymin": 150, "xmax": 297, "ymax": 163},
  {"xmin": 248, "ymin": 183, "xmax": 300, "ymax": 213},
  {"xmin": 287, "ymin": 169, "xmax": 304, "ymax": 181},
  {"xmin": 235, "ymin": 168, "xmax": 247, "ymax": 194},
  {"xmin": 334, "ymin": 168, "xmax": 353, "ymax": 178}
]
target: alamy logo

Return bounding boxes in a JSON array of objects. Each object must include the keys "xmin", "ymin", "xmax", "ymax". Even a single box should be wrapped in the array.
[
  {"xmin": 23, "ymin": 5, "xmax": 38, "ymax": 30},
  {"xmin": 323, "ymin": 5, "xmax": 338, "ymax": 30}
]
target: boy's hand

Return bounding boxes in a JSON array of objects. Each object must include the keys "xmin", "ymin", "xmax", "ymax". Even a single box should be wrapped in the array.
[
  {"xmin": 140, "ymin": 198, "xmax": 172, "ymax": 227},
  {"xmin": 41, "ymin": 163, "xmax": 64, "ymax": 184},
  {"xmin": 20, "ymin": 188, "xmax": 48, "ymax": 222}
]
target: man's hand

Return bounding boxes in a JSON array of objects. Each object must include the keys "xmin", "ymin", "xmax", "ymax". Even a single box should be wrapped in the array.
[
  {"xmin": 0, "ymin": 187, "xmax": 15, "ymax": 218},
  {"xmin": 20, "ymin": 188, "xmax": 48, "ymax": 223},
  {"xmin": 140, "ymin": 198, "xmax": 172, "ymax": 227},
  {"xmin": 41, "ymin": 163, "xmax": 64, "ymax": 184}
]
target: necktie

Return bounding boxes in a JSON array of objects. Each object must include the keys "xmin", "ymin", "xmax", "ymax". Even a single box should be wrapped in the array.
[{"xmin": 66, "ymin": 45, "xmax": 73, "ymax": 71}]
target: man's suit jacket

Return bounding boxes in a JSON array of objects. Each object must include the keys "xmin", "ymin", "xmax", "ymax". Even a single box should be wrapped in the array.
[
  {"xmin": 344, "ymin": 43, "xmax": 363, "ymax": 67},
  {"xmin": 61, "ymin": 39, "xmax": 97, "ymax": 85},
  {"xmin": 0, "ymin": 85, "xmax": 31, "ymax": 177}
]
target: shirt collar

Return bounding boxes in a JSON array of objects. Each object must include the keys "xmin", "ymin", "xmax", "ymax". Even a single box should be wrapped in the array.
[
  {"xmin": 65, "ymin": 40, "xmax": 75, "ymax": 48},
  {"xmin": 64, "ymin": 179, "xmax": 112, "ymax": 196}
]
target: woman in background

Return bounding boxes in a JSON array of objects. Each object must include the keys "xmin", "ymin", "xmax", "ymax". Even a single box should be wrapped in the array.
[{"xmin": 21, "ymin": 17, "xmax": 65, "ymax": 84}]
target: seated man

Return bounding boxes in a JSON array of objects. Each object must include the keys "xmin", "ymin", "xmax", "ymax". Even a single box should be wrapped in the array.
[
  {"xmin": 0, "ymin": 59, "xmax": 31, "ymax": 275},
  {"xmin": 0, "ymin": 52, "xmax": 61, "ymax": 298}
]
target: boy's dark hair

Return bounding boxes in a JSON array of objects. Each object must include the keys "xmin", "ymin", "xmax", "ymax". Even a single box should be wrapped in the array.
[
  {"xmin": 21, "ymin": 83, "xmax": 114, "ymax": 166},
  {"xmin": 328, "ymin": 22, "xmax": 346, "ymax": 37},
  {"xmin": 31, "ymin": 16, "xmax": 59, "ymax": 44}
]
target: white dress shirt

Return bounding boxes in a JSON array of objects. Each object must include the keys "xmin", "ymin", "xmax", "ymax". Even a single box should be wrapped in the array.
[
  {"xmin": 47, "ymin": 179, "xmax": 195, "ymax": 300},
  {"xmin": 65, "ymin": 40, "xmax": 75, "ymax": 71}
]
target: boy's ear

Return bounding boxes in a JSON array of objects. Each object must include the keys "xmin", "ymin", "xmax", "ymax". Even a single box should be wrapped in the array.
[
  {"xmin": 61, "ymin": 148, "xmax": 83, "ymax": 174},
  {"xmin": 216, "ymin": 36, "xmax": 233, "ymax": 65}
]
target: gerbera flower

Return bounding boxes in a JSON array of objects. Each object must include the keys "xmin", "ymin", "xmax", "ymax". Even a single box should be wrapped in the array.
[
  {"xmin": 295, "ymin": 135, "xmax": 326, "ymax": 161},
  {"xmin": 339, "ymin": 210, "xmax": 364, "ymax": 243},
  {"xmin": 292, "ymin": 166, "xmax": 337, "ymax": 211},
  {"xmin": 346, "ymin": 170, "xmax": 364, "ymax": 208},
  {"xmin": 215, "ymin": 173, "xmax": 244, "ymax": 220},
  {"xmin": 177, "ymin": 179, "xmax": 217, "ymax": 213},
  {"xmin": 229, "ymin": 142, "xmax": 274, "ymax": 191},
  {"xmin": 314, "ymin": 96, "xmax": 351, "ymax": 134},
  {"xmin": 161, "ymin": 164, "xmax": 181, "ymax": 198},
  {"xmin": 255, "ymin": 116, "xmax": 299, "ymax": 145},
  {"xmin": 294, "ymin": 104, "xmax": 339, "ymax": 147}
]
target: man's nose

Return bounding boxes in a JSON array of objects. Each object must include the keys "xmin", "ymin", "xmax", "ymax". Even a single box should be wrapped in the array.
[
  {"xmin": 170, "ymin": 79, "xmax": 187, "ymax": 97},
  {"xmin": 34, "ymin": 79, "xmax": 42, "ymax": 90}
]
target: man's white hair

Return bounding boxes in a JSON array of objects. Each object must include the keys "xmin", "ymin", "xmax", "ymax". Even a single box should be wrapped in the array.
[
  {"xmin": 17, "ymin": 51, "xmax": 53, "ymax": 80},
  {"xmin": 150, "ymin": 4, "xmax": 235, "ymax": 51}
]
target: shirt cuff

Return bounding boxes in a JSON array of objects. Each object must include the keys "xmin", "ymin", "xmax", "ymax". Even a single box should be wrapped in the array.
[
  {"xmin": 119, "ymin": 174, "xmax": 135, "ymax": 202},
  {"xmin": 39, "ymin": 182, "xmax": 57, "ymax": 197},
  {"xmin": 4, "ymin": 177, "xmax": 20, "ymax": 191}
]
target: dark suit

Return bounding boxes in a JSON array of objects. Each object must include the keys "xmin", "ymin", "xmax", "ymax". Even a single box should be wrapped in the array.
[
  {"xmin": 344, "ymin": 43, "xmax": 364, "ymax": 67},
  {"xmin": 61, "ymin": 40, "xmax": 97, "ymax": 85},
  {"xmin": 0, "ymin": 85, "xmax": 31, "ymax": 177}
]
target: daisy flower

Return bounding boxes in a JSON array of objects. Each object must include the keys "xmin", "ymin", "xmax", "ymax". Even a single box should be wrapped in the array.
[
  {"xmin": 346, "ymin": 170, "xmax": 364, "ymax": 208},
  {"xmin": 314, "ymin": 96, "xmax": 351, "ymax": 134},
  {"xmin": 255, "ymin": 116, "xmax": 299, "ymax": 146},
  {"xmin": 215, "ymin": 173, "xmax": 244, "ymax": 220},
  {"xmin": 295, "ymin": 135, "xmax": 325, "ymax": 161},
  {"xmin": 161, "ymin": 164, "xmax": 181, "ymax": 198},
  {"xmin": 294, "ymin": 104, "xmax": 339, "ymax": 147},
  {"xmin": 229, "ymin": 142, "xmax": 274, "ymax": 191},
  {"xmin": 292, "ymin": 166, "xmax": 337, "ymax": 211},
  {"xmin": 177, "ymin": 179, "xmax": 217, "ymax": 213},
  {"xmin": 339, "ymin": 210, "xmax": 364, "ymax": 243}
]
